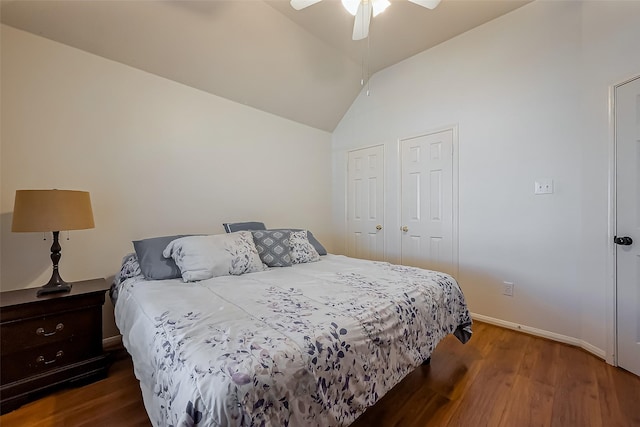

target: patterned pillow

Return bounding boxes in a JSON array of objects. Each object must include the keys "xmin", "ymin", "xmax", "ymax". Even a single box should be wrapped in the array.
[
  {"xmin": 252, "ymin": 230, "xmax": 292, "ymax": 267},
  {"xmin": 163, "ymin": 231, "xmax": 266, "ymax": 282},
  {"xmin": 269, "ymin": 229, "xmax": 327, "ymax": 255},
  {"xmin": 290, "ymin": 230, "xmax": 320, "ymax": 264}
]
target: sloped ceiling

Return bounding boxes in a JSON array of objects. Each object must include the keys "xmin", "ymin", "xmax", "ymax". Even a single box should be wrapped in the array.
[{"xmin": 0, "ymin": 0, "xmax": 530, "ymax": 131}]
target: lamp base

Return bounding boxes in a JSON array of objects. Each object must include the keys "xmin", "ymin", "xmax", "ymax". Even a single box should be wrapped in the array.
[
  {"xmin": 37, "ymin": 232, "xmax": 73, "ymax": 297},
  {"xmin": 37, "ymin": 282, "xmax": 72, "ymax": 297}
]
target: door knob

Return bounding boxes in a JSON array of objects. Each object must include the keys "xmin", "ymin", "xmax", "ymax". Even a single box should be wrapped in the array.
[
  {"xmin": 376, "ymin": 224, "xmax": 382, "ymax": 231},
  {"xmin": 614, "ymin": 236, "xmax": 633, "ymax": 246},
  {"xmin": 401, "ymin": 226, "xmax": 409, "ymax": 232}
]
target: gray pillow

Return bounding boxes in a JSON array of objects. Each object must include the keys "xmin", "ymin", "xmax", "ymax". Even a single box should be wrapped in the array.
[
  {"xmin": 133, "ymin": 235, "xmax": 189, "ymax": 280},
  {"xmin": 251, "ymin": 230, "xmax": 292, "ymax": 267},
  {"xmin": 269, "ymin": 229, "xmax": 327, "ymax": 256},
  {"xmin": 223, "ymin": 221, "xmax": 266, "ymax": 233}
]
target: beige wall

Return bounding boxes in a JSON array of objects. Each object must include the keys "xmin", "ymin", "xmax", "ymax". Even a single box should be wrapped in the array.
[{"xmin": 0, "ymin": 25, "xmax": 333, "ymax": 338}]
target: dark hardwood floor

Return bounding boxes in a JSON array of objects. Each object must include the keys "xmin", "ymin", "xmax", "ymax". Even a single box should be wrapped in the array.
[{"xmin": 2, "ymin": 321, "xmax": 639, "ymax": 426}]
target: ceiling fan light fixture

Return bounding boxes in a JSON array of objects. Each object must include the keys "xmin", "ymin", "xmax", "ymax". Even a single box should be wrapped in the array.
[
  {"xmin": 292, "ymin": 0, "xmax": 439, "ymax": 42},
  {"xmin": 290, "ymin": 0, "xmax": 322, "ymax": 11},
  {"xmin": 341, "ymin": 0, "xmax": 360, "ymax": 16},
  {"xmin": 407, "ymin": 0, "xmax": 441, "ymax": 10},
  {"xmin": 372, "ymin": 0, "xmax": 390, "ymax": 16}
]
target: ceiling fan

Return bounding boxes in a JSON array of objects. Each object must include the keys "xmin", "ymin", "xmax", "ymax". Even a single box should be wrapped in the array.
[{"xmin": 290, "ymin": 0, "xmax": 441, "ymax": 41}]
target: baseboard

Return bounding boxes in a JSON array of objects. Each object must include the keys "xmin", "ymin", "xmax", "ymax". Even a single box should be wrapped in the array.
[
  {"xmin": 102, "ymin": 335, "xmax": 123, "ymax": 352},
  {"xmin": 471, "ymin": 312, "xmax": 606, "ymax": 360},
  {"xmin": 579, "ymin": 339, "xmax": 606, "ymax": 360}
]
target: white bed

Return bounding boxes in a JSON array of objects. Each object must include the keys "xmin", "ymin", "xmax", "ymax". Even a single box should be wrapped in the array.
[{"xmin": 113, "ymin": 251, "xmax": 471, "ymax": 426}]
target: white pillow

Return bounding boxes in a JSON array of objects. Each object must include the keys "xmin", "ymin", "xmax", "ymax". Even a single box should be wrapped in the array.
[
  {"xmin": 289, "ymin": 230, "xmax": 320, "ymax": 264},
  {"xmin": 162, "ymin": 231, "xmax": 266, "ymax": 282}
]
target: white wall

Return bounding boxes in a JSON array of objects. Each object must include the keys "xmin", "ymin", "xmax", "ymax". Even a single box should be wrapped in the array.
[
  {"xmin": 332, "ymin": 1, "xmax": 640, "ymax": 356},
  {"xmin": 1, "ymin": 25, "xmax": 333, "ymax": 337}
]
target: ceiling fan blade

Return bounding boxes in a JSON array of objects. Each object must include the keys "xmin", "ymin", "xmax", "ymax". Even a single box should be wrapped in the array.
[
  {"xmin": 352, "ymin": 2, "xmax": 372, "ymax": 40},
  {"xmin": 290, "ymin": 0, "xmax": 322, "ymax": 11},
  {"xmin": 407, "ymin": 0, "xmax": 441, "ymax": 10}
]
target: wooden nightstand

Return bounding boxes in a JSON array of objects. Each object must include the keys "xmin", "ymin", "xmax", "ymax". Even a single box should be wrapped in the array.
[{"xmin": 0, "ymin": 278, "xmax": 110, "ymax": 414}]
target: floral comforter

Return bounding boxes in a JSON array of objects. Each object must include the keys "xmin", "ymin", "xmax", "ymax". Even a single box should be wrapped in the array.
[{"xmin": 114, "ymin": 254, "xmax": 472, "ymax": 427}]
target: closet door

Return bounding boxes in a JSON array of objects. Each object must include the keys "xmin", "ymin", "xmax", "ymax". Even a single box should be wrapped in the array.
[
  {"xmin": 615, "ymin": 76, "xmax": 640, "ymax": 376},
  {"xmin": 347, "ymin": 145, "xmax": 385, "ymax": 261},
  {"xmin": 400, "ymin": 129, "xmax": 456, "ymax": 275}
]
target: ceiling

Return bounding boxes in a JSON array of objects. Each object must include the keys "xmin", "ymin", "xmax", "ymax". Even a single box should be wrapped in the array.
[{"xmin": 0, "ymin": 0, "xmax": 530, "ymax": 131}]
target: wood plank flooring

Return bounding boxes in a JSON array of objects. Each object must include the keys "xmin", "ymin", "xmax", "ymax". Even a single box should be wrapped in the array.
[{"xmin": 2, "ymin": 321, "xmax": 639, "ymax": 426}]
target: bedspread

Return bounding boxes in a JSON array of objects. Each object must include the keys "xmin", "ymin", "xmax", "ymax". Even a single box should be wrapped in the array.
[{"xmin": 114, "ymin": 254, "xmax": 471, "ymax": 427}]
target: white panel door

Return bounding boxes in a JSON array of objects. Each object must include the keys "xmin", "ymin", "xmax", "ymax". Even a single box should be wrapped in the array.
[
  {"xmin": 347, "ymin": 145, "xmax": 384, "ymax": 261},
  {"xmin": 615, "ymin": 76, "xmax": 640, "ymax": 376},
  {"xmin": 400, "ymin": 130, "xmax": 455, "ymax": 275}
]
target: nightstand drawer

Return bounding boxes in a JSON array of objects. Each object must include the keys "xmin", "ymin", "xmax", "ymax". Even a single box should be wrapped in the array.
[
  {"xmin": 1, "ymin": 309, "xmax": 100, "ymax": 353},
  {"xmin": 0, "ymin": 336, "xmax": 101, "ymax": 384}
]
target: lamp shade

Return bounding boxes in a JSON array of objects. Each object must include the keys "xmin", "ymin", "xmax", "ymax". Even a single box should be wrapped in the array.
[{"xmin": 12, "ymin": 189, "xmax": 95, "ymax": 232}]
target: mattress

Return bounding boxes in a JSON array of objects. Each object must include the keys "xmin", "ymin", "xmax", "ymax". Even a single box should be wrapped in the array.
[{"xmin": 114, "ymin": 254, "xmax": 472, "ymax": 426}]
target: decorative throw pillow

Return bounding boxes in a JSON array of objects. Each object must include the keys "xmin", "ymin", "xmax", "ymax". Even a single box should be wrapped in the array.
[
  {"xmin": 269, "ymin": 229, "xmax": 327, "ymax": 255},
  {"xmin": 163, "ymin": 232, "xmax": 266, "ymax": 282},
  {"xmin": 133, "ymin": 235, "xmax": 190, "ymax": 280},
  {"xmin": 251, "ymin": 230, "xmax": 292, "ymax": 267},
  {"xmin": 289, "ymin": 230, "xmax": 320, "ymax": 264}
]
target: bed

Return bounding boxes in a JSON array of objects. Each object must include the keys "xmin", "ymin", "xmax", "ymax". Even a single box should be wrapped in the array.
[{"xmin": 112, "ymin": 229, "xmax": 472, "ymax": 427}]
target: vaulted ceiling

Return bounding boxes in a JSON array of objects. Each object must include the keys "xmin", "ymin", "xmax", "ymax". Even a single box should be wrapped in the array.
[{"xmin": 1, "ymin": 0, "xmax": 530, "ymax": 131}]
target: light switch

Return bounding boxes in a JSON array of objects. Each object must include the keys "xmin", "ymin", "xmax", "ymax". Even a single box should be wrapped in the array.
[{"xmin": 534, "ymin": 179, "xmax": 553, "ymax": 195}]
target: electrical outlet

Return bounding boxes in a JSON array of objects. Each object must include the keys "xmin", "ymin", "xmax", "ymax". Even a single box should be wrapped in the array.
[
  {"xmin": 534, "ymin": 179, "xmax": 553, "ymax": 195},
  {"xmin": 503, "ymin": 281, "xmax": 514, "ymax": 297}
]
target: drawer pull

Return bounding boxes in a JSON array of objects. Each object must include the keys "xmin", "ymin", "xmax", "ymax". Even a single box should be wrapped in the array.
[
  {"xmin": 36, "ymin": 323, "xmax": 64, "ymax": 337},
  {"xmin": 36, "ymin": 351, "xmax": 64, "ymax": 365}
]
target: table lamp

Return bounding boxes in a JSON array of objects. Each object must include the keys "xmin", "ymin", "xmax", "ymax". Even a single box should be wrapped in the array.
[{"xmin": 11, "ymin": 189, "xmax": 95, "ymax": 297}]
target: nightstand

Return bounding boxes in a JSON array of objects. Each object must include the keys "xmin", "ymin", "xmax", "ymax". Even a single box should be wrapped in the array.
[{"xmin": 0, "ymin": 278, "xmax": 110, "ymax": 414}]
